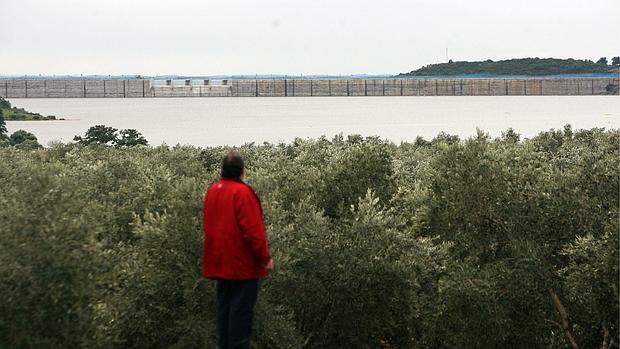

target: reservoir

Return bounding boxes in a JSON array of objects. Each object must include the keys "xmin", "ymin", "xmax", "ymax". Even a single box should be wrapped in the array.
[{"xmin": 5, "ymin": 96, "xmax": 619, "ymax": 147}]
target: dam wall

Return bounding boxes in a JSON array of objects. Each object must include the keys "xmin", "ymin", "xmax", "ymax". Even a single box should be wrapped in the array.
[
  {"xmin": 0, "ymin": 80, "xmax": 151, "ymax": 98},
  {"xmin": 0, "ymin": 78, "xmax": 617, "ymax": 98}
]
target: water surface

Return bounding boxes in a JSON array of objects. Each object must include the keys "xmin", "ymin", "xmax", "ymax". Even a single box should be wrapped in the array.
[{"xmin": 6, "ymin": 96, "xmax": 619, "ymax": 147}]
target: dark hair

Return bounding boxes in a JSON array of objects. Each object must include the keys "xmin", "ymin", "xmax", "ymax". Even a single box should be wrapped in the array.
[{"xmin": 221, "ymin": 151, "xmax": 244, "ymax": 179}]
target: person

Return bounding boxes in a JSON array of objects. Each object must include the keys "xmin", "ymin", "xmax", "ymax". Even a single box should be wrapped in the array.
[{"xmin": 202, "ymin": 151, "xmax": 273, "ymax": 349}]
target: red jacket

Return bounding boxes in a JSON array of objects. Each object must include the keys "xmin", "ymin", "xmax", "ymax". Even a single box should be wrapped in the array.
[{"xmin": 202, "ymin": 178, "xmax": 272, "ymax": 280}]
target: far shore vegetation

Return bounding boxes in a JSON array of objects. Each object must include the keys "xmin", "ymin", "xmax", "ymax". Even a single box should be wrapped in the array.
[
  {"xmin": 401, "ymin": 56, "xmax": 620, "ymax": 76},
  {"xmin": 0, "ymin": 115, "xmax": 148, "ymax": 149},
  {"xmin": 0, "ymin": 97, "xmax": 61, "ymax": 121}
]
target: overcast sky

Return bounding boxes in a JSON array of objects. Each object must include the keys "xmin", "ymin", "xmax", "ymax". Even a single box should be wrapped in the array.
[{"xmin": 1, "ymin": 0, "xmax": 618, "ymax": 76}]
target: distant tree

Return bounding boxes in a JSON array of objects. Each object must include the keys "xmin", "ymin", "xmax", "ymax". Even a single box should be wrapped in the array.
[
  {"xmin": 74, "ymin": 125, "xmax": 118, "ymax": 145},
  {"xmin": 563, "ymin": 124, "xmax": 573, "ymax": 139},
  {"xmin": 116, "ymin": 129, "xmax": 148, "ymax": 147},
  {"xmin": 9, "ymin": 130, "xmax": 41, "ymax": 148},
  {"xmin": 0, "ymin": 109, "xmax": 7, "ymax": 136},
  {"xmin": 346, "ymin": 134, "xmax": 364, "ymax": 144},
  {"xmin": 500, "ymin": 128, "xmax": 521, "ymax": 143},
  {"xmin": 415, "ymin": 136, "xmax": 429, "ymax": 147},
  {"xmin": 597, "ymin": 57, "xmax": 608, "ymax": 65},
  {"xmin": 612, "ymin": 56, "xmax": 620, "ymax": 66},
  {"xmin": 432, "ymin": 131, "xmax": 460, "ymax": 145}
]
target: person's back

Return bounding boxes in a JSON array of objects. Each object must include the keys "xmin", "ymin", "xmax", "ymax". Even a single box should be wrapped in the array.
[
  {"xmin": 202, "ymin": 151, "xmax": 273, "ymax": 349},
  {"xmin": 203, "ymin": 178, "xmax": 270, "ymax": 280}
]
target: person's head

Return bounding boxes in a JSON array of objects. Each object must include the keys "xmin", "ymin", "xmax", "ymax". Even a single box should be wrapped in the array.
[{"xmin": 221, "ymin": 150, "xmax": 245, "ymax": 179}]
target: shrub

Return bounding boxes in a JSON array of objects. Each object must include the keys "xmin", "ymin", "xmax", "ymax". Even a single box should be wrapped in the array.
[
  {"xmin": 0, "ymin": 127, "xmax": 617, "ymax": 348},
  {"xmin": 9, "ymin": 130, "xmax": 41, "ymax": 148}
]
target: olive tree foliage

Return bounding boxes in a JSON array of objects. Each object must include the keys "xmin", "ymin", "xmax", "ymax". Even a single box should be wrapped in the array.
[
  {"xmin": 263, "ymin": 192, "xmax": 417, "ymax": 348},
  {"xmin": 0, "ymin": 150, "xmax": 101, "ymax": 348},
  {"xmin": 0, "ymin": 126, "xmax": 618, "ymax": 349},
  {"xmin": 559, "ymin": 221, "xmax": 619, "ymax": 349}
]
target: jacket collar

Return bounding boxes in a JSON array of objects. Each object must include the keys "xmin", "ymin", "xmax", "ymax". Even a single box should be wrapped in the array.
[{"xmin": 220, "ymin": 177, "xmax": 244, "ymax": 183}]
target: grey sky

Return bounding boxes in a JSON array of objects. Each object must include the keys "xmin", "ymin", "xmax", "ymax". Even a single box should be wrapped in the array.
[{"xmin": 1, "ymin": 0, "xmax": 618, "ymax": 75}]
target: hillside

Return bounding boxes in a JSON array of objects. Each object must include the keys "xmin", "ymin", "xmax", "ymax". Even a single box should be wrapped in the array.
[
  {"xmin": 0, "ymin": 97, "xmax": 58, "ymax": 120},
  {"xmin": 401, "ymin": 57, "xmax": 620, "ymax": 76}
]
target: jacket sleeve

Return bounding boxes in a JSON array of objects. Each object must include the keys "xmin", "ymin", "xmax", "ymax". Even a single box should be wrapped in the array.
[{"xmin": 234, "ymin": 187, "xmax": 272, "ymax": 266}]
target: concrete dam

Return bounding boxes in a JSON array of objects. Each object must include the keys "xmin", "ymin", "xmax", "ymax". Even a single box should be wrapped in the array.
[{"xmin": 1, "ymin": 77, "xmax": 618, "ymax": 98}]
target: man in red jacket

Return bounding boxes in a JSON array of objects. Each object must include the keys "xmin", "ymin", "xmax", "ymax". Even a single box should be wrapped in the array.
[{"xmin": 203, "ymin": 151, "xmax": 273, "ymax": 349}]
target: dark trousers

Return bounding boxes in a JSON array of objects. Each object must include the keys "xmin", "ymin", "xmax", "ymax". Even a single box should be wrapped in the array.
[{"xmin": 216, "ymin": 279, "xmax": 258, "ymax": 349}]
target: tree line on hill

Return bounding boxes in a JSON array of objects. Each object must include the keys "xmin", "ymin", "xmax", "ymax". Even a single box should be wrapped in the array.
[{"xmin": 401, "ymin": 57, "xmax": 620, "ymax": 76}]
